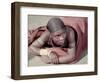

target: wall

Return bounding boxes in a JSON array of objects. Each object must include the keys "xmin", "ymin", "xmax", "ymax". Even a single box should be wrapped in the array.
[{"xmin": 0, "ymin": 0, "xmax": 100, "ymax": 82}]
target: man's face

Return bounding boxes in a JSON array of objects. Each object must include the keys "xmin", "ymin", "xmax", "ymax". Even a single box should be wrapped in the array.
[{"xmin": 51, "ymin": 29, "xmax": 67, "ymax": 46}]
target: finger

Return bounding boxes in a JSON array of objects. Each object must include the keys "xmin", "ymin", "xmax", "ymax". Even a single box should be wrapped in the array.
[
  {"xmin": 50, "ymin": 55, "xmax": 57, "ymax": 63},
  {"xmin": 51, "ymin": 57, "xmax": 58, "ymax": 64},
  {"xmin": 54, "ymin": 58, "xmax": 58, "ymax": 64},
  {"xmin": 41, "ymin": 56, "xmax": 50, "ymax": 64},
  {"xmin": 53, "ymin": 57, "xmax": 59, "ymax": 64},
  {"xmin": 56, "ymin": 57, "xmax": 59, "ymax": 64}
]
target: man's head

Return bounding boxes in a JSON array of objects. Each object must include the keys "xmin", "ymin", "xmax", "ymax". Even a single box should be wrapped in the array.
[{"xmin": 47, "ymin": 18, "xmax": 67, "ymax": 46}]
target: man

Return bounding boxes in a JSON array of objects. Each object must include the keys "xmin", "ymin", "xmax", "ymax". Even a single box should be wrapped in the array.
[{"xmin": 28, "ymin": 17, "xmax": 87, "ymax": 64}]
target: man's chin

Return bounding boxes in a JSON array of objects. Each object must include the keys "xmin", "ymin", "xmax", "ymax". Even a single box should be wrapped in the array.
[{"xmin": 56, "ymin": 42, "xmax": 64, "ymax": 46}]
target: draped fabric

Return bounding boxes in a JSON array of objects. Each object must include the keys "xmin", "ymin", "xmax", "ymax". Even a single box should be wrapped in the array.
[{"xmin": 61, "ymin": 17, "xmax": 87, "ymax": 61}]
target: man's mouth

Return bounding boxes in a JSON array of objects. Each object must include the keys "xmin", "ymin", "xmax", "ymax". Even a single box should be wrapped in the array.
[{"xmin": 58, "ymin": 40, "xmax": 64, "ymax": 44}]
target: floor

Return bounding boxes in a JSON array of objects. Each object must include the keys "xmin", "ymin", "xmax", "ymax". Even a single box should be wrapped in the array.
[{"xmin": 28, "ymin": 50, "xmax": 87, "ymax": 66}]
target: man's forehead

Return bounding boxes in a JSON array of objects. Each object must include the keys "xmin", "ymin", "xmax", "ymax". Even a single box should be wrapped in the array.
[{"xmin": 51, "ymin": 29, "xmax": 65, "ymax": 36}]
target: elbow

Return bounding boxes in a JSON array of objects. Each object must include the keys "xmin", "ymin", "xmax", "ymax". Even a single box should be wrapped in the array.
[
  {"xmin": 66, "ymin": 54, "xmax": 76, "ymax": 64},
  {"xmin": 69, "ymin": 55, "xmax": 76, "ymax": 63},
  {"xmin": 59, "ymin": 54, "xmax": 76, "ymax": 64}
]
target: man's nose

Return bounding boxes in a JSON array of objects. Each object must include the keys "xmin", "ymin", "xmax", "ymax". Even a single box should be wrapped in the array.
[{"xmin": 59, "ymin": 36, "xmax": 64, "ymax": 40}]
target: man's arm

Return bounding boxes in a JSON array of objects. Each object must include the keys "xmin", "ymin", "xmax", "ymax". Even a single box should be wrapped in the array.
[
  {"xmin": 58, "ymin": 48, "xmax": 75, "ymax": 64},
  {"xmin": 28, "ymin": 30, "xmax": 59, "ymax": 64},
  {"xmin": 28, "ymin": 30, "xmax": 50, "ymax": 56}
]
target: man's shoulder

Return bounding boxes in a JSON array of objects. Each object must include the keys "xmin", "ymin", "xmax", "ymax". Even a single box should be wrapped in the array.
[
  {"xmin": 65, "ymin": 25, "xmax": 76, "ymax": 33},
  {"xmin": 65, "ymin": 25, "xmax": 77, "ymax": 43}
]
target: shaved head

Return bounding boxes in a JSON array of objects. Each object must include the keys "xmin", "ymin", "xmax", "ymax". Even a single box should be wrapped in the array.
[{"xmin": 47, "ymin": 18, "xmax": 65, "ymax": 33}]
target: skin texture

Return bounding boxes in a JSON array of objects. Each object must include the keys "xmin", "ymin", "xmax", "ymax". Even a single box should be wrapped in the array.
[{"xmin": 28, "ymin": 18, "xmax": 76, "ymax": 64}]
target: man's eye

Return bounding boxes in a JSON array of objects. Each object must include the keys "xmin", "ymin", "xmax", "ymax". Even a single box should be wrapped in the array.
[
  {"xmin": 57, "ymin": 35, "xmax": 59, "ymax": 37},
  {"xmin": 55, "ymin": 36, "xmax": 58, "ymax": 38}
]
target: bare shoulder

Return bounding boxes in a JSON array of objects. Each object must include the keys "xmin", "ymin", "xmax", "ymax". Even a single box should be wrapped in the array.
[
  {"xmin": 66, "ymin": 26, "xmax": 76, "ymax": 40},
  {"xmin": 66, "ymin": 26, "xmax": 77, "ymax": 48}
]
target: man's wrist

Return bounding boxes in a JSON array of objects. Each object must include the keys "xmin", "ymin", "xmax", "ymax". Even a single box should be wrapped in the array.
[{"xmin": 40, "ymin": 48, "xmax": 52, "ymax": 56}]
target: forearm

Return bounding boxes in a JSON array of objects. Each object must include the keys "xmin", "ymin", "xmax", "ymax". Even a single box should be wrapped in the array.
[
  {"xmin": 28, "ymin": 30, "xmax": 50, "ymax": 56},
  {"xmin": 58, "ymin": 48, "xmax": 76, "ymax": 64},
  {"xmin": 28, "ymin": 46, "xmax": 52, "ymax": 56},
  {"xmin": 28, "ymin": 46, "xmax": 40, "ymax": 56},
  {"xmin": 28, "ymin": 46, "xmax": 53, "ymax": 64},
  {"xmin": 58, "ymin": 54, "xmax": 75, "ymax": 64}
]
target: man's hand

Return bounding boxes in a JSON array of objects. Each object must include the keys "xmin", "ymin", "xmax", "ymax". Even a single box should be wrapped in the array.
[
  {"xmin": 40, "ymin": 51, "xmax": 59, "ymax": 64},
  {"xmin": 49, "ymin": 52, "xmax": 59, "ymax": 64},
  {"xmin": 40, "ymin": 55, "xmax": 51, "ymax": 64}
]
